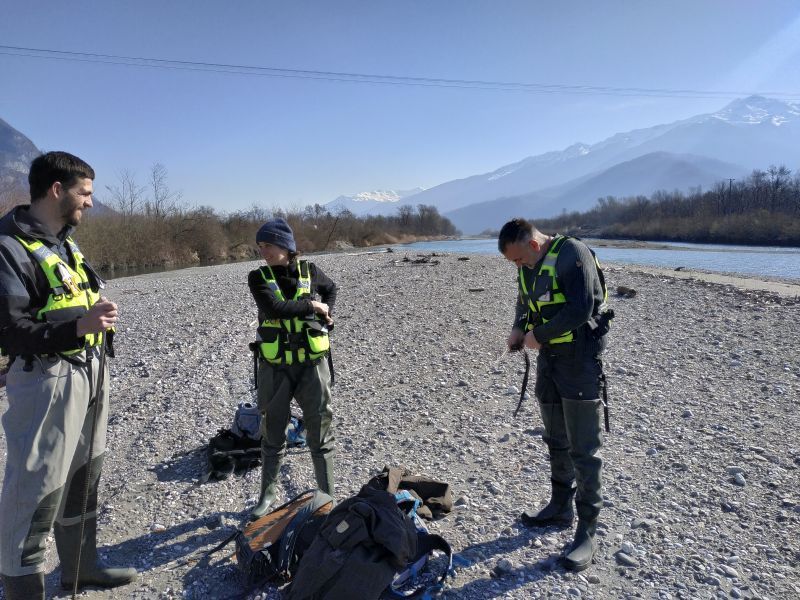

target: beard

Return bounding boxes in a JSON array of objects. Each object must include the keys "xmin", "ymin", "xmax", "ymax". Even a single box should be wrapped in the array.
[{"xmin": 59, "ymin": 198, "xmax": 83, "ymax": 227}]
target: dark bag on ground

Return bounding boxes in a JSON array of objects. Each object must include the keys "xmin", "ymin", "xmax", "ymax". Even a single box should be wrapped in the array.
[
  {"xmin": 201, "ymin": 405, "xmax": 306, "ymax": 483},
  {"xmin": 208, "ymin": 489, "xmax": 334, "ymax": 587},
  {"xmin": 201, "ymin": 428, "xmax": 261, "ymax": 483},
  {"xmin": 287, "ymin": 485, "xmax": 452, "ymax": 600},
  {"xmin": 384, "ymin": 490, "xmax": 453, "ymax": 600}
]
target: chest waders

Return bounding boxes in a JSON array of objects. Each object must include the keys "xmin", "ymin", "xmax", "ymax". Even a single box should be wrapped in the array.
[
  {"xmin": 518, "ymin": 235, "xmax": 611, "ymax": 573},
  {"xmin": 249, "ymin": 261, "xmax": 334, "ymax": 521},
  {"xmin": 12, "ymin": 237, "xmax": 134, "ymax": 595}
]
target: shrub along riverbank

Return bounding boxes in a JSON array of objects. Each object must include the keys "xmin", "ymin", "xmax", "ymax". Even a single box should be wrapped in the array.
[
  {"xmin": 534, "ymin": 166, "xmax": 800, "ymax": 246},
  {"xmin": 71, "ymin": 203, "xmax": 458, "ymax": 276}
]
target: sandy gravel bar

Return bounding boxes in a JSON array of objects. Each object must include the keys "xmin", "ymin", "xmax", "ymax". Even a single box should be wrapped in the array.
[{"xmin": 1, "ymin": 251, "xmax": 798, "ymax": 599}]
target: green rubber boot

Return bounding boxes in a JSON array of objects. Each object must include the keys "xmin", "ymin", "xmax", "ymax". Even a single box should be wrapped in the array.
[
  {"xmin": 250, "ymin": 452, "xmax": 282, "ymax": 521},
  {"xmin": 311, "ymin": 453, "xmax": 335, "ymax": 496},
  {"xmin": 55, "ymin": 517, "xmax": 137, "ymax": 590},
  {"xmin": 1, "ymin": 573, "xmax": 45, "ymax": 600}
]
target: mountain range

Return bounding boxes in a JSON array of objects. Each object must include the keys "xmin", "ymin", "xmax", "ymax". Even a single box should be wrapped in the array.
[
  {"xmin": 0, "ymin": 117, "xmax": 39, "ymax": 193},
  {"xmin": 0, "ymin": 120, "xmax": 113, "ymax": 213},
  {"xmin": 4, "ymin": 96, "xmax": 799, "ymax": 232},
  {"xmin": 326, "ymin": 96, "xmax": 800, "ymax": 234},
  {"xmin": 326, "ymin": 188, "xmax": 423, "ymax": 217}
]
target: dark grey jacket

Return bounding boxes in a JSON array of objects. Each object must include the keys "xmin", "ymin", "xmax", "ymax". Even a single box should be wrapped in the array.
[
  {"xmin": 0, "ymin": 206, "xmax": 87, "ymax": 356},
  {"xmin": 513, "ymin": 236, "xmax": 606, "ymax": 344}
]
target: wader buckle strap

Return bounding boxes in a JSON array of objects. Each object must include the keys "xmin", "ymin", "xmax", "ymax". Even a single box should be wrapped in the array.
[
  {"xmin": 600, "ymin": 372, "xmax": 610, "ymax": 433},
  {"xmin": 513, "ymin": 349, "xmax": 531, "ymax": 418}
]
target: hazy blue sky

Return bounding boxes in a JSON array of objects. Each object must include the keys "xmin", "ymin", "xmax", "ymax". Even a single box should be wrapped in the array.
[{"xmin": 2, "ymin": 1, "xmax": 799, "ymax": 213}]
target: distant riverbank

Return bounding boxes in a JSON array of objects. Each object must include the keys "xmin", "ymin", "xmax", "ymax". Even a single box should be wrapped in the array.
[{"xmin": 394, "ymin": 238, "xmax": 800, "ymax": 282}]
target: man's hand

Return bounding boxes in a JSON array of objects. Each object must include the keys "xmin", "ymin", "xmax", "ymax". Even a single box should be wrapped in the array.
[
  {"xmin": 77, "ymin": 297, "xmax": 118, "ymax": 337},
  {"xmin": 524, "ymin": 330, "xmax": 542, "ymax": 351},
  {"xmin": 507, "ymin": 328, "xmax": 524, "ymax": 351},
  {"xmin": 311, "ymin": 301, "xmax": 334, "ymax": 326}
]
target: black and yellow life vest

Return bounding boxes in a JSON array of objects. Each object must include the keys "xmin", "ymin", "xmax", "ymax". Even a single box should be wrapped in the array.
[
  {"xmin": 519, "ymin": 235, "xmax": 609, "ymax": 345},
  {"xmin": 256, "ymin": 260, "xmax": 330, "ymax": 365},
  {"xmin": 14, "ymin": 235, "xmax": 104, "ymax": 355}
]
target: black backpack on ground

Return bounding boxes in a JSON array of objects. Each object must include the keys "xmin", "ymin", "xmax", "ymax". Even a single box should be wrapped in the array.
[
  {"xmin": 207, "ymin": 489, "xmax": 334, "ymax": 587},
  {"xmin": 287, "ymin": 485, "xmax": 451, "ymax": 600},
  {"xmin": 200, "ymin": 428, "xmax": 261, "ymax": 483},
  {"xmin": 200, "ymin": 408, "xmax": 306, "ymax": 484},
  {"xmin": 236, "ymin": 489, "xmax": 333, "ymax": 586}
]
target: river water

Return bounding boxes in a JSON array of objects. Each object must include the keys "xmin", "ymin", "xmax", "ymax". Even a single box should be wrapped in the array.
[{"xmin": 395, "ymin": 239, "xmax": 800, "ymax": 281}]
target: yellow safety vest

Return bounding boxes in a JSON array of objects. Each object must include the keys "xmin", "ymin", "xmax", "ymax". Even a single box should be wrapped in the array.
[
  {"xmin": 256, "ymin": 260, "xmax": 330, "ymax": 365},
  {"xmin": 519, "ymin": 235, "xmax": 608, "ymax": 345},
  {"xmin": 15, "ymin": 236, "xmax": 104, "ymax": 355}
]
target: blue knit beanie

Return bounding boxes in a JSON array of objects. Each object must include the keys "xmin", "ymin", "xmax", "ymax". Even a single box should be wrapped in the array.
[{"xmin": 256, "ymin": 218, "xmax": 296, "ymax": 252}]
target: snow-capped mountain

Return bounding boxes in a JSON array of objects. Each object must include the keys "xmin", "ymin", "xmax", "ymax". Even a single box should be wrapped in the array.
[
  {"xmin": 708, "ymin": 96, "xmax": 800, "ymax": 126},
  {"xmin": 326, "ymin": 188, "xmax": 423, "ymax": 217},
  {"xmin": 390, "ymin": 95, "xmax": 800, "ymax": 233}
]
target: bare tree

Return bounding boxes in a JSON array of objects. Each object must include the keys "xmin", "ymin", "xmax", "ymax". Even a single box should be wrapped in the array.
[
  {"xmin": 147, "ymin": 163, "xmax": 183, "ymax": 218},
  {"xmin": 105, "ymin": 169, "xmax": 145, "ymax": 216},
  {"xmin": 397, "ymin": 204, "xmax": 414, "ymax": 228}
]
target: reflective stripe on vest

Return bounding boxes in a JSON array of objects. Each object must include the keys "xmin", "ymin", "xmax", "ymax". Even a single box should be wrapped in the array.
[
  {"xmin": 519, "ymin": 235, "xmax": 609, "ymax": 345},
  {"xmin": 519, "ymin": 235, "xmax": 573, "ymax": 344},
  {"xmin": 256, "ymin": 260, "xmax": 330, "ymax": 365},
  {"xmin": 15, "ymin": 236, "xmax": 102, "ymax": 354}
]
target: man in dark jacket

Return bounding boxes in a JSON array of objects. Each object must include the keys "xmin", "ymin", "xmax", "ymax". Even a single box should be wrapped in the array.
[
  {"xmin": 0, "ymin": 152, "xmax": 136, "ymax": 598},
  {"xmin": 500, "ymin": 218, "xmax": 610, "ymax": 572}
]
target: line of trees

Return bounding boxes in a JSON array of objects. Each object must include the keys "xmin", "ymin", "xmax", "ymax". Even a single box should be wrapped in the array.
[
  {"xmin": 535, "ymin": 165, "xmax": 800, "ymax": 246},
  {"xmin": 0, "ymin": 164, "xmax": 458, "ymax": 274}
]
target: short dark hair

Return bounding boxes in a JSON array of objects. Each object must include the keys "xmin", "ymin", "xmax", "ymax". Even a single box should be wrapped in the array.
[
  {"xmin": 29, "ymin": 151, "xmax": 95, "ymax": 202},
  {"xmin": 498, "ymin": 218, "xmax": 536, "ymax": 253}
]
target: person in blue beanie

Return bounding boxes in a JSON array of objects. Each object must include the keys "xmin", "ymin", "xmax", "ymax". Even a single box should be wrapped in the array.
[{"xmin": 247, "ymin": 218, "xmax": 338, "ymax": 519}]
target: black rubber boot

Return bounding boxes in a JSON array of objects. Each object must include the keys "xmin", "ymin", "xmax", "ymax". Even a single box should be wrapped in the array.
[
  {"xmin": 561, "ymin": 397, "xmax": 604, "ymax": 572},
  {"xmin": 311, "ymin": 453, "xmax": 335, "ymax": 496},
  {"xmin": 55, "ymin": 517, "xmax": 137, "ymax": 590},
  {"xmin": 563, "ymin": 519, "xmax": 597, "ymax": 572},
  {"xmin": 1, "ymin": 573, "xmax": 45, "ymax": 600},
  {"xmin": 250, "ymin": 452, "xmax": 282, "ymax": 520},
  {"xmin": 520, "ymin": 479, "xmax": 575, "ymax": 526},
  {"xmin": 521, "ymin": 399, "xmax": 576, "ymax": 527}
]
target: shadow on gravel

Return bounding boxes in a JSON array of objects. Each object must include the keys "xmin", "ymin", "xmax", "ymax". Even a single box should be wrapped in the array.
[
  {"xmin": 46, "ymin": 511, "xmax": 252, "ymax": 598},
  {"xmin": 150, "ymin": 446, "xmax": 207, "ymax": 483},
  {"xmin": 115, "ymin": 513, "xmax": 242, "ymax": 569},
  {"xmin": 445, "ymin": 525, "xmax": 567, "ymax": 598},
  {"xmin": 152, "ymin": 445, "xmax": 315, "ymax": 488}
]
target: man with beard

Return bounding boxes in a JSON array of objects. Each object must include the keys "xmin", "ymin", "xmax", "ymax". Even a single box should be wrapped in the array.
[{"xmin": 0, "ymin": 152, "xmax": 136, "ymax": 598}]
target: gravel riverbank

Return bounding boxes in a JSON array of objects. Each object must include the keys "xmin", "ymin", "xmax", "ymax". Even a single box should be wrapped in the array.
[{"xmin": 1, "ymin": 251, "xmax": 799, "ymax": 599}]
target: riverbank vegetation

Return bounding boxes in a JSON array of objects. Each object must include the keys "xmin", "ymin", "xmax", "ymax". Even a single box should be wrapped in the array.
[
  {"xmin": 535, "ymin": 166, "xmax": 800, "ymax": 246},
  {"xmin": 77, "ymin": 202, "xmax": 457, "ymax": 273},
  {"xmin": 0, "ymin": 164, "xmax": 457, "ymax": 274}
]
